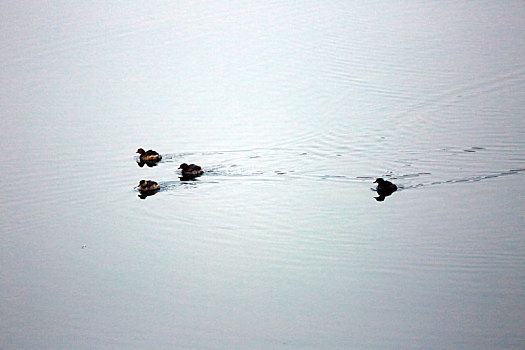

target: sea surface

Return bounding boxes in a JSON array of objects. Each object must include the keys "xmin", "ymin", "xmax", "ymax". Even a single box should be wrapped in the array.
[{"xmin": 1, "ymin": 1, "xmax": 524, "ymax": 349}]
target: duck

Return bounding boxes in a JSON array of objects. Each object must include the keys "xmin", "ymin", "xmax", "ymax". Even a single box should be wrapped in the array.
[
  {"xmin": 373, "ymin": 178, "xmax": 397, "ymax": 201},
  {"xmin": 374, "ymin": 178, "xmax": 397, "ymax": 193},
  {"xmin": 137, "ymin": 180, "xmax": 160, "ymax": 192},
  {"xmin": 136, "ymin": 148, "xmax": 162, "ymax": 162},
  {"xmin": 179, "ymin": 163, "xmax": 203, "ymax": 177}
]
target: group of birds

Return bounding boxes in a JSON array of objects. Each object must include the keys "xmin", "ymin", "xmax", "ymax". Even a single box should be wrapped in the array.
[
  {"xmin": 136, "ymin": 148, "xmax": 203, "ymax": 195},
  {"xmin": 135, "ymin": 148, "xmax": 398, "ymax": 200}
]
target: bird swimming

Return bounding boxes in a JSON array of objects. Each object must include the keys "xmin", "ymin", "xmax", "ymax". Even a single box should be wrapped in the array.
[
  {"xmin": 374, "ymin": 178, "xmax": 397, "ymax": 192},
  {"xmin": 137, "ymin": 180, "xmax": 160, "ymax": 192},
  {"xmin": 373, "ymin": 178, "xmax": 397, "ymax": 201},
  {"xmin": 136, "ymin": 148, "xmax": 162, "ymax": 163},
  {"xmin": 179, "ymin": 163, "xmax": 203, "ymax": 178}
]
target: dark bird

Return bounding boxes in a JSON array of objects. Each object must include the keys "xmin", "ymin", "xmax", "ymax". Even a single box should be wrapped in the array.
[
  {"xmin": 136, "ymin": 148, "xmax": 162, "ymax": 163},
  {"xmin": 137, "ymin": 180, "xmax": 160, "ymax": 192},
  {"xmin": 374, "ymin": 178, "xmax": 397, "ymax": 192},
  {"xmin": 179, "ymin": 163, "xmax": 203, "ymax": 178},
  {"xmin": 373, "ymin": 178, "xmax": 397, "ymax": 201}
]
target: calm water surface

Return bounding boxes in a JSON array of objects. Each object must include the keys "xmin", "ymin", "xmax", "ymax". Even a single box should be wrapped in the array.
[{"xmin": 1, "ymin": 1, "xmax": 524, "ymax": 349}]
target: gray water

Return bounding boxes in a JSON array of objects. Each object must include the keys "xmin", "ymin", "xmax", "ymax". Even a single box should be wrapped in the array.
[{"xmin": 1, "ymin": 1, "xmax": 524, "ymax": 349}]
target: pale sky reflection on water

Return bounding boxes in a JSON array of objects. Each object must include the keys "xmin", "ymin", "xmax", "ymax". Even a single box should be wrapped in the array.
[{"xmin": 1, "ymin": 1, "xmax": 524, "ymax": 349}]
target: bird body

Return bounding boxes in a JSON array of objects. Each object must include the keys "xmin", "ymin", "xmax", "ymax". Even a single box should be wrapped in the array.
[
  {"xmin": 179, "ymin": 163, "xmax": 203, "ymax": 177},
  {"xmin": 136, "ymin": 148, "xmax": 162, "ymax": 162},
  {"xmin": 138, "ymin": 180, "xmax": 160, "ymax": 192},
  {"xmin": 373, "ymin": 178, "xmax": 397, "ymax": 201},
  {"xmin": 374, "ymin": 178, "xmax": 397, "ymax": 192}
]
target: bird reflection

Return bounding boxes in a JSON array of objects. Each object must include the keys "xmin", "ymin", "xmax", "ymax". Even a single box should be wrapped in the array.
[
  {"xmin": 179, "ymin": 175, "xmax": 199, "ymax": 182},
  {"xmin": 138, "ymin": 191, "xmax": 158, "ymax": 199},
  {"xmin": 136, "ymin": 160, "xmax": 159, "ymax": 168},
  {"xmin": 373, "ymin": 178, "xmax": 397, "ymax": 201},
  {"xmin": 374, "ymin": 190, "xmax": 395, "ymax": 201}
]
